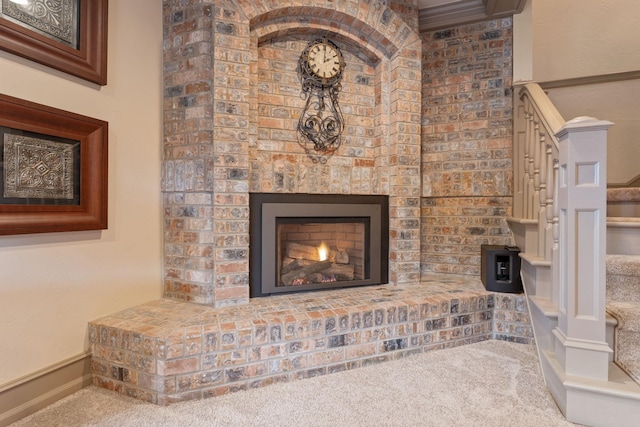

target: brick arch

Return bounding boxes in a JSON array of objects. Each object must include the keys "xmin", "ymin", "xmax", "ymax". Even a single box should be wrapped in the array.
[
  {"xmin": 250, "ymin": 9, "xmax": 396, "ymax": 60},
  {"xmin": 255, "ymin": 26, "xmax": 382, "ymax": 65},
  {"xmin": 238, "ymin": 2, "xmax": 418, "ymax": 57}
]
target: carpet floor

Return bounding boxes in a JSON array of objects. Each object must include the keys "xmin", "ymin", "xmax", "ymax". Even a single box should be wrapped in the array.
[{"xmin": 10, "ymin": 340, "xmax": 578, "ymax": 427}]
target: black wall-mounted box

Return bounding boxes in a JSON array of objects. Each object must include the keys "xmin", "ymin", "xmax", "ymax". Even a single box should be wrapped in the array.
[{"xmin": 481, "ymin": 245, "xmax": 523, "ymax": 293}]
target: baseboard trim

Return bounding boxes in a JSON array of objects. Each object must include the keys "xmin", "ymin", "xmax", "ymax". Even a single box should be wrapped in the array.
[
  {"xmin": 0, "ymin": 351, "xmax": 92, "ymax": 427},
  {"xmin": 608, "ymin": 174, "xmax": 640, "ymax": 188}
]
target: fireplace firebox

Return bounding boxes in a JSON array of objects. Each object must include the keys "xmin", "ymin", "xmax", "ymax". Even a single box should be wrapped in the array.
[{"xmin": 249, "ymin": 193, "xmax": 389, "ymax": 297}]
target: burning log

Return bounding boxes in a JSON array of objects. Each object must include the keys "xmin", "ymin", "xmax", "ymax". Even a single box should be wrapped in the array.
[
  {"xmin": 280, "ymin": 259, "xmax": 332, "ymax": 286},
  {"xmin": 281, "ymin": 258, "xmax": 307, "ymax": 275},
  {"xmin": 307, "ymin": 265, "xmax": 356, "ymax": 284},
  {"xmin": 286, "ymin": 242, "xmax": 324, "ymax": 261},
  {"xmin": 321, "ymin": 264, "xmax": 354, "ymax": 281},
  {"xmin": 335, "ymin": 251, "xmax": 349, "ymax": 264}
]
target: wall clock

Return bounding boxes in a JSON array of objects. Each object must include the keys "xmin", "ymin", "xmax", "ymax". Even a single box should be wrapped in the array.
[
  {"xmin": 307, "ymin": 39, "xmax": 343, "ymax": 80},
  {"xmin": 297, "ymin": 37, "xmax": 346, "ymax": 163}
]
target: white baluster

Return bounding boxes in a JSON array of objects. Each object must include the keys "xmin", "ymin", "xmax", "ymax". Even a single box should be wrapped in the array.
[
  {"xmin": 551, "ymin": 158, "xmax": 559, "ymax": 305},
  {"xmin": 523, "ymin": 96, "xmax": 533, "ymax": 219},
  {"xmin": 537, "ymin": 133, "xmax": 547, "ymax": 258},
  {"xmin": 526, "ymin": 111, "xmax": 537, "ymax": 219},
  {"xmin": 544, "ymin": 144, "xmax": 554, "ymax": 262}
]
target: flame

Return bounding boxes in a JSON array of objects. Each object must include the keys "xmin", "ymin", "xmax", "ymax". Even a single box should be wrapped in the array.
[{"xmin": 318, "ymin": 242, "xmax": 329, "ymax": 261}]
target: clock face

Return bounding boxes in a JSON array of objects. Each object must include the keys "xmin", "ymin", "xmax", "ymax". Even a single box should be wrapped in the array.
[{"xmin": 307, "ymin": 42, "xmax": 342, "ymax": 79}]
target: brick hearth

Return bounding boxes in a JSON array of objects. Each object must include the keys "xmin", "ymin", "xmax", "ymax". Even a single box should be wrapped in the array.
[{"xmin": 89, "ymin": 274, "xmax": 531, "ymax": 404}]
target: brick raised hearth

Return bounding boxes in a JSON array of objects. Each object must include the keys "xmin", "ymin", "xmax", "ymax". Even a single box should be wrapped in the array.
[{"xmin": 89, "ymin": 275, "xmax": 531, "ymax": 404}]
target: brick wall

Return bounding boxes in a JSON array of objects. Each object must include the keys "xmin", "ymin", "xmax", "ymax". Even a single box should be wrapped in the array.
[
  {"xmin": 250, "ymin": 37, "xmax": 380, "ymax": 195},
  {"xmin": 162, "ymin": 1, "xmax": 518, "ymax": 305},
  {"xmin": 420, "ymin": 18, "xmax": 514, "ymax": 275},
  {"xmin": 390, "ymin": 0, "xmax": 419, "ymax": 31},
  {"xmin": 163, "ymin": 2, "xmax": 219, "ymax": 304},
  {"xmin": 163, "ymin": 0, "xmax": 423, "ymax": 307},
  {"xmin": 493, "ymin": 293, "xmax": 534, "ymax": 344}
]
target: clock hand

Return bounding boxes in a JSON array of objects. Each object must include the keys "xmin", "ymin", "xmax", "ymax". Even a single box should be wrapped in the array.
[{"xmin": 324, "ymin": 54, "xmax": 337, "ymax": 63}]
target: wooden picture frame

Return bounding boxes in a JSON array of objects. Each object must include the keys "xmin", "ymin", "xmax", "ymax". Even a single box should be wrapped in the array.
[
  {"xmin": 0, "ymin": 0, "xmax": 108, "ymax": 85},
  {"xmin": 0, "ymin": 94, "xmax": 108, "ymax": 235}
]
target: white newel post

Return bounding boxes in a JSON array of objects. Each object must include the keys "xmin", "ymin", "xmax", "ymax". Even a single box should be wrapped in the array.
[{"xmin": 553, "ymin": 116, "xmax": 613, "ymax": 380}]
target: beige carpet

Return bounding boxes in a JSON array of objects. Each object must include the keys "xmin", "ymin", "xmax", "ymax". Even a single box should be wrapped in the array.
[
  {"xmin": 606, "ymin": 254, "xmax": 640, "ymax": 384},
  {"xmin": 10, "ymin": 340, "xmax": 577, "ymax": 427}
]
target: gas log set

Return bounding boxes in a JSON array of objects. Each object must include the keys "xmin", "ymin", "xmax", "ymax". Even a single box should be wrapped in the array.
[{"xmin": 280, "ymin": 241, "xmax": 356, "ymax": 286}]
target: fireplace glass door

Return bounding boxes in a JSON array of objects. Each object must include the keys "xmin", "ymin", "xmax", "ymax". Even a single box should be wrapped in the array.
[
  {"xmin": 249, "ymin": 193, "xmax": 388, "ymax": 297},
  {"xmin": 277, "ymin": 218, "xmax": 369, "ymax": 288}
]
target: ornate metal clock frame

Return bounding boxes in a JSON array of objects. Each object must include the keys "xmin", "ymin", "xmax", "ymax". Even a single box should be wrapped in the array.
[{"xmin": 297, "ymin": 37, "xmax": 346, "ymax": 163}]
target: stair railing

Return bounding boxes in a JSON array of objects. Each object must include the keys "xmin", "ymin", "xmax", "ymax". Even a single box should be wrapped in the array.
[
  {"xmin": 513, "ymin": 81, "xmax": 613, "ymax": 383},
  {"xmin": 513, "ymin": 82, "xmax": 563, "ymax": 265}
]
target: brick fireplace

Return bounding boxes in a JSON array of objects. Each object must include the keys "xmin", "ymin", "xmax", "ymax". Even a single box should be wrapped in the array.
[
  {"xmin": 161, "ymin": 0, "xmax": 423, "ymax": 308},
  {"xmin": 160, "ymin": 0, "xmax": 514, "ymax": 309},
  {"xmin": 88, "ymin": 1, "xmax": 523, "ymax": 405}
]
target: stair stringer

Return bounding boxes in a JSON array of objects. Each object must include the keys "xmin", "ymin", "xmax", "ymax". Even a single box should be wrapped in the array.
[
  {"xmin": 512, "ymin": 217, "xmax": 640, "ymax": 426},
  {"xmin": 521, "ymin": 259, "xmax": 640, "ymax": 426},
  {"xmin": 541, "ymin": 348, "xmax": 640, "ymax": 427}
]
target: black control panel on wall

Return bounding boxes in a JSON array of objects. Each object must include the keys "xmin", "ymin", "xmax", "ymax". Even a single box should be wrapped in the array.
[{"xmin": 480, "ymin": 245, "xmax": 523, "ymax": 294}]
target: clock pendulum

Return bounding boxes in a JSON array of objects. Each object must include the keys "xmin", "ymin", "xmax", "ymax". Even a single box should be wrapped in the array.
[{"xmin": 297, "ymin": 36, "xmax": 346, "ymax": 163}]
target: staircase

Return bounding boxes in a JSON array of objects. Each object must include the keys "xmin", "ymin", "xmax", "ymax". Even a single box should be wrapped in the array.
[
  {"xmin": 606, "ymin": 189, "xmax": 640, "ymax": 385},
  {"xmin": 509, "ymin": 82, "xmax": 640, "ymax": 426}
]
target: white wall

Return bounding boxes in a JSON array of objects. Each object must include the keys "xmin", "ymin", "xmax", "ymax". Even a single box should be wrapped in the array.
[
  {"xmin": 523, "ymin": 0, "xmax": 640, "ymax": 184},
  {"xmin": 512, "ymin": 0, "xmax": 532, "ymax": 82},
  {"xmin": 532, "ymin": 0, "xmax": 640, "ymax": 81},
  {"xmin": 0, "ymin": 0, "xmax": 163, "ymax": 385},
  {"xmin": 546, "ymin": 80, "xmax": 640, "ymax": 184}
]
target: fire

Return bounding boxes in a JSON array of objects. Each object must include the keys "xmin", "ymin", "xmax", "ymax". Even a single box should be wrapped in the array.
[{"xmin": 317, "ymin": 242, "xmax": 329, "ymax": 261}]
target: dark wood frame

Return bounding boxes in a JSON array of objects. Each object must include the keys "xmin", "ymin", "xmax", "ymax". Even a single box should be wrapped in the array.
[
  {"xmin": 0, "ymin": 94, "xmax": 108, "ymax": 235},
  {"xmin": 0, "ymin": 0, "xmax": 108, "ymax": 85}
]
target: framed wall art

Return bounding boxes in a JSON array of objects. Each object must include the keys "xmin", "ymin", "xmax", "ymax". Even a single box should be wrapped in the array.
[
  {"xmin": 0, "ymin": 94, "xmax": 108, "ymax": 235},
  {"xmin": 0, "ymin": 0, "xmax": 108, "ymax": 85}
]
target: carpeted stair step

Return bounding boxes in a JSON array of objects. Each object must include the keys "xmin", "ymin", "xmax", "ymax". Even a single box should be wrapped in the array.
[
  {"xmin": 607, "ymin": 217, "xmax": 640, "ymax": 255},
  {"xmin": 607, "ymin": 301, "xmax": 640, "ymax": 384},
  {"xmin": 606, "ymin": 254, "xmax": 640, "ymax": 385},
  {"xmin": 607, "ymin": 255, "xmax": 640, "ymax": 302},
  {"xmin": 608, "ymin": 187, "xmax": 640, "ymax": 217},
  {"xmin": 607, "ymin": 187, "xmax": 640, "ymax": 254}
]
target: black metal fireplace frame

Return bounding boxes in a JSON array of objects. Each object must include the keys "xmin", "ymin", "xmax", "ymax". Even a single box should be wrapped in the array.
[{"xmin": 249, "ymin": 193, "xmax": 389, "ymax": 297}]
